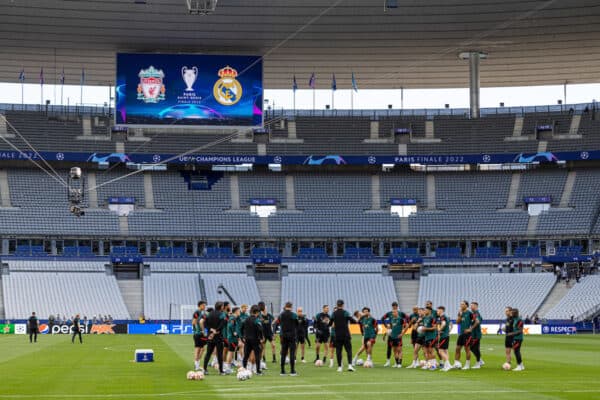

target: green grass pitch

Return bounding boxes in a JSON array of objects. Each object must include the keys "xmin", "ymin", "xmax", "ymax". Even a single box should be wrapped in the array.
[{"xmin": 1, "ymin": 334, "xmax": 599, "ymax": 399}]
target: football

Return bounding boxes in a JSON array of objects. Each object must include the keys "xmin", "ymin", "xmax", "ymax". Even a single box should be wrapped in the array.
[
  {"xmin": 356, "ymin": 359, "xmax": 364, "ymax": 366},
  {"xmin": 314, "ymin": 359, "xmax": 323, "ymax": 367},
  {"xmin": 186, "ymin": 371, "xmax": 196, "ymax": 380},
  {"xmin": 502, "ymin": 363, "xmax": 512, "ymax": 371},
  {"xmin": 417, "ymin": 326, "xmax": 425, "ymax": 334},
  {"xmin": 194, "ymin": 371, "xmax": 204, "ymax": 380},
  {"xmin": 454, "ymin": 361, "xmax": 462, "ymax": 369},
  {"xmin": 419, "ymin": 360, "xmax": 427, "ymax": 367},
  {"xmin": 363, "ymin": 360, "xmax": 373, "ymax": 368},
  {"xmin": 237, "ymin": 368, "xmax": 249, "ymax": 381}
]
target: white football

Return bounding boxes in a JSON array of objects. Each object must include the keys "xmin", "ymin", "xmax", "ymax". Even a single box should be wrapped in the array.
[
  {"xmin": 237, "ymin": 369, "xmax": 248, "ymax": 381},
  {"xmin": 363, "ymin": 360, "xmax": 373, "ymax": 368},
  {"xmin": 417, "ymin": 326, "xmax": 425, "ymax": 334},
  {"xmin": 419, "ymin": 360, "xmax": 427, "ymax": 367},
  {"xmin": 454, "ymin": 361, "xmax": 462, "ymax": 369},
  {"xmin": 356, "ymin": 359, "xmax": 364, "ymax": 366},
  {"xmin": 194, "ymin": 371, "xmax": 204, "ymax": 380},
  {"xmin": 186, "ymin": 371, "xmax": 196, "ymax": 380},
  {"xmin": 502, "ymin": 362, "xmax": 511, "ymax": 371},
  {"xmin": 315, "ymin": 359, "xmax": 323, "ymax": 367}
]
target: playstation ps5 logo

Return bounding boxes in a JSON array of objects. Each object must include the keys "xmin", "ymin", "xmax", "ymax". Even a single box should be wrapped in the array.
[{"xmin": 182, "ymin": 66, "xmax": 198, "ymax": 92}]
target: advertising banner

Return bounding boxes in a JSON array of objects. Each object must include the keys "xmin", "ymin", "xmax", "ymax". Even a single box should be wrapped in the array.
[
  {"xmin": 542, "ymin": 324, "xmax": 577, "ymax": 334},
  {"xmin": 116, "ymin": 53, "xmax": 263, "ymax": 126},
  {"xmin": 128, "ymin": 323, "xmax": 194, "ymax": 335},
  {"xmin": 0, "ymin": 324, "xmax": 14, "ymax": 334}
]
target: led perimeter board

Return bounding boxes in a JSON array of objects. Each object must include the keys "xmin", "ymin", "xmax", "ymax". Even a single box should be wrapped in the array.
[{"xmin": 115, "ymin": 53, "xmax": 263, "ymax": 127}]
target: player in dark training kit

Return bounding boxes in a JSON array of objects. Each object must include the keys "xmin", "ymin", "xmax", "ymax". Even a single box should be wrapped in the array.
[
  {"xmin": 381, "ymin": 302, "xmax": 407, "ymax": 368},
  {"xmin": 71, "ymin": 314, "xmax": 83, "ymax": 344},
  {"xmin": 506, "ymin": 308, "xmax": 525, "ymax": 371},
  {"xmin": 421, "ymin": 307, "xmax": 438, "ymax": 369},
  {"xmin": 503, "ymin": 306, "xmax": 514, "ymax": 366},
  {"xmin": 258, "ymin": 302, "xmax": 276, "ymax": 363},
  {"xmin": 201, "ymin": 301, "xmax": 228, "ymax": 375},
  {"xmin": 330, "ymin": 299, "xmax": 356, "ymax": 372},
  {"xmin": 454, "ymin": 300, "xmax": 473, "ymax": 369},
  {"xmin": 224, "ymin": 307, "xmax": 240, "ymax": 373},
  {"xmin": 276, "ymin": 302, "xmax": 299, "ymax": 376},
  {"xmin": 296, "ymin": 307, "xmax": 309, "ymax": 363},
  {"xmin": 241, "ymin": 305, "xmax": 264, "ymax": 375},
  {"xmin": 468, "ymin": 302, "xmax": 484, "ymax": 369},
  {"xmin": 313, "ymin": 305, "xmax": 331, "ymax": 363},
  {"xmin": 192, "ymin": 301, "xmax": 207, "ymax": 371},
  {"xmin": 352, "ymin": 307, "xmax": 378, "ymax": 365},
  {"xmin": 436, "ymin": 306, "xmax": 452, "ymax": 371},
  {"xmin": 28, "ymin": 312, "xmax": 39, "ymax": 343}
]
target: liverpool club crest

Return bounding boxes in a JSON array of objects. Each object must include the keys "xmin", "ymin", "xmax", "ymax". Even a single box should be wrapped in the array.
[
  {"xmin": 213, "ymin": 66, "xmax": 242, "ymax": 106},
  {"xmin": 137, "ymin": 66, "xmax": 166, "ymax": 103}
]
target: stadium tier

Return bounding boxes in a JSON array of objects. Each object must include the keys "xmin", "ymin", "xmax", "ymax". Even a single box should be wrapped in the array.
[
  {"xmin": 2, "ymin": 107, "xmax": 600, "ymax": 156},
  {"xmin": 0, "ymin": 166, "xmax": 599, "ymax": 240},
  {"xmin": 417, "ymin": 273, "xmax": 556, "ymax": 320},
  {"xmin": 280, "ymin": 274, "xmax": 397, "ymax": 318},
  {"xmin": 544, "ymin": 275, "xmax": 600, "ymax": 321},
  {"xmin": 142, "ymin": 272, "xmax": 259, "ymax": 320},
  {"xmin": 2, "ymin": 271, "xmax": 130, "ymax": 320}
]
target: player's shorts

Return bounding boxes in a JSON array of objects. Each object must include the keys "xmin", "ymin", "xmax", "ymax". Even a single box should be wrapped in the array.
[
  {"xmin": 297, "ymin": 335, "xmax": 306, "ymax": 344},
  {"xmin": 424, "ymin": 338, "xmax": 437, "ymax": 348},
  {"xmin": 226, "ymin": 340, "xmax": 237, "ymax": 352},
  {"xmin": 329, "ymin": 336, "xmax": 335, "ymax": 348},
  {"xmin": 363, "ymin": 337, "xmax": 376, "ymax": 346},
  {"xmin": 505, "ymin": 336, "xmax": 514, "ymax": 348},
  {"xmin": 468, "ymin": 337, "xmax": 480, "ymax": 348},
  {"xmin": 388, "ymin": 337, "xmax": 402, "ymax": 348},
  {"xmin": 411, "ymin": 330, "xmax": 418, "ymax": 345},
  {"xmin": 437, "ymin": 336, "xmax": 449, "ymax": 350},
  {"xmin": 193, "ymin": 334, "xmax": 207, "ymax": 348},
  {"xmin": 457, "ymin": 333, "xmax": 471, "ymax": 346},
  {"xmin": 263, "ymin": 331, "xmax": 274, "ymax": 342},
  {"xmin": 316, "ymin": 332, "xmax": 330, "ymax": 344},
  {"xmin": 512, "ymin": 339, "xmax": 522, "ymax": 350}
]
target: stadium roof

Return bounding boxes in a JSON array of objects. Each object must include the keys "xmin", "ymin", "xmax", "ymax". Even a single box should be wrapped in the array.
[{"xmin": 0, "ymin": 0, "xmax": 598, "ymax": 89}]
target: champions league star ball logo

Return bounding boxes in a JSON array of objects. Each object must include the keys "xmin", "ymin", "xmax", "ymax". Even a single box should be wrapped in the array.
[
  {"xmin": 181, "ymin": 66, "xmax": 198, "ymax": 92},
  {"xmin": 137, "ymin": 66, "xmax": 166, "ymax": 103},
  {"xmin": 213, "ymin": 66, "xmax": 242, "ymax": 106}
]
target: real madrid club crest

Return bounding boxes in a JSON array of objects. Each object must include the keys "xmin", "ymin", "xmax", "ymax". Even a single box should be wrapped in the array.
[
  {"xmin": 137, "ymin": 66, "xmax": 166, "ymax": 103},
  {"xmin": 213, "ymin": 66, "xmax": 242, "ymax": 106}
]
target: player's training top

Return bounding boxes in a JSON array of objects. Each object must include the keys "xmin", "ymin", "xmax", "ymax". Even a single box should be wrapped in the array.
[
  {"xmin": 512, "ymin": 317, "xmax": 524, "ymax": 341},
  {"xmin": 359, "ymin": 316, "xmax": 377, "ymax": 339},
  {"xmin": 192, "ymin": 309, "xmax": 205, "ymax": 335},
  {"xmin": 458, "ymin": 309, "xmax": 472, "ymax": 334},
  {"xmin": 314, "ymin": 312, "xmax": 331, "ymax": 336},
  {"xmin": 28, "ymin": 315, "xmax": 38, "ymax": 331},
  {"xmin": 260, "ymin": 312, "xmax": 274, "ymax": 333},
  {"xmin": 505, "ymin": 316, "xmax": 514, "ymax": 335},
  {"xmin": 205, "ymin": 310, "xmax": 227, "ymax": 337},
  {"xmin": 297, "ymin": 315, "xmax": 309, "ymax": 337},
  {"xmin": 437, "ymin": 314, "xmax": 450, "ymax": 338},
  {"xmin": 422, "ymin": 315, "xmax": 436, "ymax": 341},
  {"xmin": 409, "ymin": 312, "xmax": 419, "ymax": 331},
  {"xmin": 226, "ymin": 315, "xmax": 238, "ymax": 343},
  {"xmin": 72, "ymin": 317, "xmax": 80, "ymax": 330},
  {"xmin": 239, "ymin": 312, "xmax": 249, "ymax": 325},
  {"xmin": 241, "ymin": 315, "xmax": 263, "ymax": 341},
  {"xmin": 389, "ymin": 313, "xmax": 405, "ymax": 338},
  {"xmin": 331, "ymin": 309, "xmax": 353, "ymax": 339},
  {"xmin": 470, "ymin": 310, "xmax": 483, "ymax": 339},
  {"xmin": 277, "ymin": 310, "xmax": 298, "ymax": 339}
]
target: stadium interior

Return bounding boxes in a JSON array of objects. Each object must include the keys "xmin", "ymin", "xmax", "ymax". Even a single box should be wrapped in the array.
[{"xmin": 0, "ymin": 0, "xmax": 599, "ymax": 337}]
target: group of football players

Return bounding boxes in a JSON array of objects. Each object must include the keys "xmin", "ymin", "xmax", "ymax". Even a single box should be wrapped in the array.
[{"xmin": 191, "ymin": 298, "xmax": 525, "ymax": 376}]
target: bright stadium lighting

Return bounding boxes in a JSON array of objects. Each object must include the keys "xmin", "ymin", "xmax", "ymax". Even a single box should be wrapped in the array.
[{"xmin": 186, "ymin": 0, "xmax": 217, "ymax": 15}]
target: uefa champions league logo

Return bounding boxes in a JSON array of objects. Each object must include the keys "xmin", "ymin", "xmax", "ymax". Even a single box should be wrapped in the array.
[{"xmin": 181, "ymin": 66, "xmax": 198, "ymax": 92}]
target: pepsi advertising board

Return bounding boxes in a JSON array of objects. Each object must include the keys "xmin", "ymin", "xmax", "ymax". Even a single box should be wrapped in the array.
[{"xmin": 116, "ymin": 53, "xmax": 263, "ymax": 127}]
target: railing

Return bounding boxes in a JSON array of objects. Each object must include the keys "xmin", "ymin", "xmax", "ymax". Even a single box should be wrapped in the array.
[
  {"xmin": 0, "ymin": 101, "xmax": 596, "ymax": 119},
  {"xmin": 268, "ymin": 102, "xmax": 597, "ymax": 119},
  {"xmin": 575, "ymin": 302, "xmax": 600, "ymax": 322}
]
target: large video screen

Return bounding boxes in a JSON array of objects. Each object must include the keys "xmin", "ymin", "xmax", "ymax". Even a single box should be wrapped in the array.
[{"xmin": 115, "ymin": 53, "xmax": 263, "ymax": 126}]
